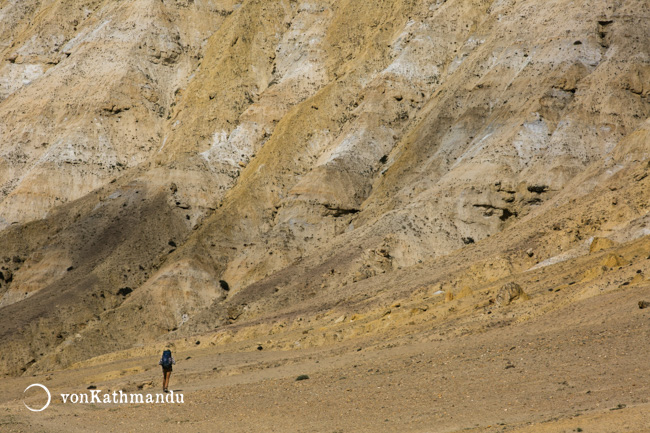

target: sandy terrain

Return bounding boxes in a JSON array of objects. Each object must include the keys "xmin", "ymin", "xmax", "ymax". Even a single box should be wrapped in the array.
[
  {"xmin": 2, "ymin": 241, "xmax": 649, "ymax": 431},
  {"xmin": 0, "ymin": 0, "xmax": 648, "ymax": 431}
]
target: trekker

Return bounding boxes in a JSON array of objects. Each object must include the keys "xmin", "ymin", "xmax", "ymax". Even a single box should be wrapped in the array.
[{"xmin": 159, "ymin": 348, "xmax": 176, "ymax": 392}]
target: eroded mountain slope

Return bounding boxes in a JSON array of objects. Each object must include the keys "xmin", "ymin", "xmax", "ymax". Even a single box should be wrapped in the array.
[{"xmin": 0, "ymin": 0, "xmax": 648, "ymax": 376}]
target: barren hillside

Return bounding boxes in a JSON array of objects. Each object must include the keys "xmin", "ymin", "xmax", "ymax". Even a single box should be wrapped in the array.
[{"xmin": 0, "ymin": 0, "xmax": 648, "ymax": 431}]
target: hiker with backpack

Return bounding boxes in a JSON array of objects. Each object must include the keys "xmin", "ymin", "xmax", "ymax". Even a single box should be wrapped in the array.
[{"xmin": 159, "ymin": 348, "xmax": 176, "ymax": 392}]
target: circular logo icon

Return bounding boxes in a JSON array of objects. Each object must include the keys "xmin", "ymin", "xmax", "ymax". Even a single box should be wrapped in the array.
[{"xmin": 23, "ymin": 384, "xmax": 51, "ymax": 412}]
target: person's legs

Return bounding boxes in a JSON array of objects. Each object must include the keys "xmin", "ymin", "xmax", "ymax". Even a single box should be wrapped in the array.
[
  {"xmin": 162, "ymin": 369, "xmax": 166, "ymax": 391},
  {"xmin": 163, "ymin": 370, "xmax": 172, "ymax": 391}
]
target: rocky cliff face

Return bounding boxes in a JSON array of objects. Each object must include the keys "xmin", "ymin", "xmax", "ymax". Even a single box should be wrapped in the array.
[{"xmin": 0, "ymin": 0, "xmax": 648, "ymax": 376}]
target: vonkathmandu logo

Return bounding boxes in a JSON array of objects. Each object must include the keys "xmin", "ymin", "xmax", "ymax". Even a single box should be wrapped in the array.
[
  {"xmin": 23, "ymin": 384, "xmax": 51, "ymax": 412},
  {"xmin": 61, "ymin": 389, "xmax": 185, "ymax": 405},
  {"xmin": 24, "ymin": 384, "xmax": 184, "ymax": 411}
]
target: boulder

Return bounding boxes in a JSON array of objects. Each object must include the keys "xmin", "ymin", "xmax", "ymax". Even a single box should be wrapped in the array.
[
  {"xmin": 589, "ymin": 237, "xmax": 616, "ymax": 253},
  {"xmin": 496, "ymin": 282, "xmax": 528, "ymax": 306}
]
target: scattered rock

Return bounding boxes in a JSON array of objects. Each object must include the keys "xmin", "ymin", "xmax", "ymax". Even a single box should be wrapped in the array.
[
  {"xmin": 630, "ymin": 273, "xmax": 645, "ymax": 285},
  {"xmin": 638, "ymin": 301, "xmax": 650, "ymax": 309},
  {"xmin": 589, "ymin": 237, "xmax": 616, "ymax": 253},
  {"xmin": 581, "ymin": 265, "xmax": 607, "ymax": 282},
  {"xmin": 0, "ymin": 269, "xmax": 12, "ymax": 282},
  {"xmin": 116, "ymin": 287, "xmax": 133, "ymax": 296},
  {"xmin": 101, "ymin": 103, "xmax": 130, "ymax": 114},
  {"xmin": 527, "ymin": 185, "xmax": 548, "ymax": 194},
  {"xmin": 410, "ymin": 305, "xmax": 428, "ymax": 315},
  {"xmin": 136, "ymin": 381, "xmax": 153, "ymax": 390},
  {"xmin": 496, "ymin": 282, "xmax": 528, "ymax": 306},
  {"xmin": 601, "ymin": 253, "xmax": 629, "ymax": 268},
  {"xmin": 296, "ymin": 374, "xmax": 310, "ymax": 381}
]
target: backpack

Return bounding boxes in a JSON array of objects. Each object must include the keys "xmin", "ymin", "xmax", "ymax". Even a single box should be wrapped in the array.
[{"xmin": 161, "ymin": 350, "xmax": 173, "ymax": 368}]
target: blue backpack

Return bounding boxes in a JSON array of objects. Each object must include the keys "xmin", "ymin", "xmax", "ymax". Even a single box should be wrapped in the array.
[{"xmin": 161, "ymin": 350, "xmax": 173, "ymax": 368}]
